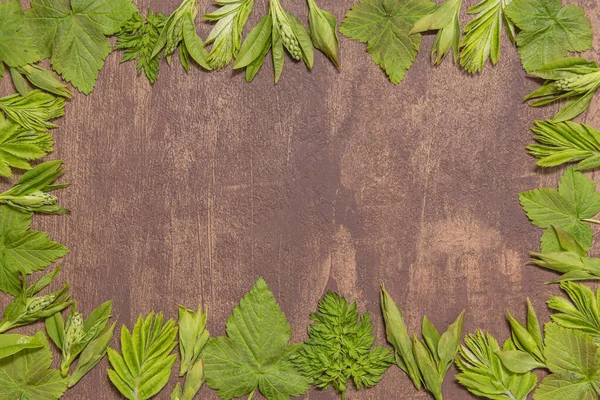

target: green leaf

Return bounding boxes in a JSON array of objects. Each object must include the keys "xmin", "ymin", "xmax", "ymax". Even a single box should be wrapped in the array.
[
  {"xmin": 496, "ymin": 350, "xmax": 545, "ymax": 373},
  {"xmin": 456, "ymin": 331, "xmax": 537, "ymax": 400},
  {"xmin": 233, "ymin": 14, "xmax": 272, "ymax": 69},
  {"xmin": 380, "ymin": 285, "xmax": 422, "ymax": 388},
  {"xmin": 12, "ymin": 65, "xmax": 72, "ymax": 98},
  {"xmin": 204, "ymin": 278, "xmax": 309, "ymax": 400},
  {"xmin": 0, "ymin": 115, "xmax": 53, "ymax": 179},
  {"xmin": 0, "ymin": 332, "xmax": 68, "ymax": 400},
  {"xmin": 25, "ymin": 0, "xmax": 136, "ymax": 94},
  {"xmin": 0, "ymin": 267, "xmax": 71, "ymax": 333},
  {"xmin": 459, "ymin": 0, "xmax": 516, "ymax": 74},
  {"xmin": 548, "ymin": 282, "xmax": 600, "ymax": 343},
  {"xmin": 181, "ymin": 14, "xmax": 211, "ymax": 70},
  {"xmin": 534, "ymin": 324, "xmax": 600, "ymax": 400},
  {"xmin": 0, "ymin": 160, "xmax": 69, "ymax": 214},
  {"xmin": 294, "ymin": 290, "xmax": 392, "ymax": 398},
  {"xmin": 519, "ymin": 167, "xmax": 600, "ymax": 252},
  {"xmin": 107, "ymin": 312, "xmax": 177, "ymax": 400},
  {"xmin": 504, "ymin": 0, "xmax": 592, "ymax": 72},
  {"xmin": 0, "ymin": 207, "xmax": 68, "ymax": 295},
  {"xmin": 0, "ymin": 1, "xmax": 40, "ymax": 68},
  {"xmin": 0, "ymin": 90, "xmax": 65, "ymax": 133},
  {"xmin": 204, "ymin": 0, "xmax": 255, "ymax": 70},
  {"xmin": 410, "ymin": 0, "xmax": 462, "ymax": 64},
  {"xmin": 307, "ymin": 0, "xmax": 340, "ymax": 68},
  {"xmin": 528, "ymin": 120, "xmax": 600, "ymax": 171},
  {"xmin": 177, "ymin": 305, "xmax": 208, "ymax": 376},
  {"xmin": 69, "ymin": 322, "xmax": 115, "ymax": 387},
  {"xmin": 0, "ymin": 333, "xmax": 44, "ymax": 360},
  {"xmin": 340, "ymin": 0, "xmax": 436, "ymax": 84},
  {"xmin": 115, "ymin": 9, "xmax": 166, "ymax": 84}
]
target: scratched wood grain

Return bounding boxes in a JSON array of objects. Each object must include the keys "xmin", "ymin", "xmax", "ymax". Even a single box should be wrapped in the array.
[{"xmin": 2, "ymin": 0, "xmax": 600, "ymax": 398}]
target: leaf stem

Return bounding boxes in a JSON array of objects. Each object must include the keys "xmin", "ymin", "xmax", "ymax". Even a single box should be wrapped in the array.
[{"xmin": 583, "ymin": 218, "xmax": 600, "ymax": 225}]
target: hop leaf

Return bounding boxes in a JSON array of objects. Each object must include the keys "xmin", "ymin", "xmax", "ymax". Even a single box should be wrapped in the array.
[{"xmin": 0, "ymin": 1, "xmax": 40, "ymax": 68}]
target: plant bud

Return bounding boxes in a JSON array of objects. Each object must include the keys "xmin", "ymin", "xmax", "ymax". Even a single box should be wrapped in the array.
[{"xmin": 26, "ymin": 294, "xmax": 56, "ymax": 313}]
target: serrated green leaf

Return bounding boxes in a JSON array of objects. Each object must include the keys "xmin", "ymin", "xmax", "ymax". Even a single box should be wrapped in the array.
[
  {"xmin": 0, "ymin": 332, "xmax": 68, "ymax": 400},
  {"xmin": 204, "ymin": 278, "xmax": 309, "ymax": 400},
  {"xmin": 504, "ymin": 0, "xmax": 592, "ymax": 72},
  {"xmin": 340, "ymin": 0, "xmax": 436, "ymax": 84},
  {"xmin": 295, "ymin": 289, "xmax": 392, "ymax": 398},
  {"xmin": 534, "ymin": 324, "xmax": 600, "ymax": 400},
  {"xmin": 0, "ymin": 207, "xmax": 68, "ymax": 295},
  {"xmin": 25, "ymin": 0, "xmax": 136, "ymax": 94},
  {"xmin": 520, "ymin": 167, "xmax": 600, "ymax": 253}
]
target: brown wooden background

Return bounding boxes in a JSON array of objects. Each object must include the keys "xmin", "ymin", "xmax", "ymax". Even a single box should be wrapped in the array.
[{"xmin": 2, "ymin": 0, "xmax": 600, "ymax": 398}]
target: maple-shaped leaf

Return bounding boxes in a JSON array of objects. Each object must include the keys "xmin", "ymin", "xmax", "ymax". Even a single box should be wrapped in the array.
[
  {"xmin": 25, "ymin": 0, "xmax": 136, "ymax": 94},
  {"xmin": 0, "ymin": 1, "xmax": 40, "ymax": 69},
  {"xmin": 0, "ymin": 206, "xmax": 69, "ymax": 295},
  {"xmin": 203, "ymin": 278, "xmax": 309, "ymax": 400},
  {"xmin": 534, "ymin": 324, "xmax": 600, "ymax": 400},
  {"xmin": 505, "ymin": 0, "xmax": 592, "ymax": 72},
  {"xmin": 340, "ymin": 0, "xmax": 435, "ymax": 84},
  {"xmin": 0, "ymin": 331, "xmax": 68, "ymax": 400},
  {"xmin": 520, "ymin": 167, "xmax": 600, "ymax": 253},
  {"xmin": 0, "ymin": 115, "xmax": 53, "ymax": 179}
]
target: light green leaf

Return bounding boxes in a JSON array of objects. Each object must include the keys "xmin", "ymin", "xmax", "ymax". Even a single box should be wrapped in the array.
[
  {"xmin": 107, "ymin": 312, "xmax": 177, "ymax": 400},
  {"xmin": 340, "ymin": 0, "xmax": 436, "ymax": 84},
  {"xmin": 204, "ymin": 0, "xmax": 255, "ymax": 70},
  {"xmin": 0, "ymin": 115, "xmax": 53, "ymax": 179},
  {"xmin": 528, "ymin": 120, "xmax": 600, "ymax": 171},
  {"xmin": 460, "ymin": 0, "xmax": 515, "ymax": 74},
  {"xmin": 0, "ymin": 332, "xmax": 68, "ymax": 400},
  {"xmin": 504, "ymin": 0, "xmax": 592, "ymax": 72},
  {"xmin": 204, "ymin": 278, "xmax": 309, "ymax": 400},
  {"xmin": 456, "ymin": 330, "xmax": 537, "ymax": 400}
]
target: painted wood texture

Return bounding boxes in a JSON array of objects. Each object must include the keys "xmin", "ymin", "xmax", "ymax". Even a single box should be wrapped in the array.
[{"xmin": 2, "ymin": 0, "xmax": 600, "ymax": 398}]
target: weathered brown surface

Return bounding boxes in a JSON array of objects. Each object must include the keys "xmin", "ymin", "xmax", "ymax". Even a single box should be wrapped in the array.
[{"xmin": 2, "ymin": 0, "xmax": 600, "ymax": 398}]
